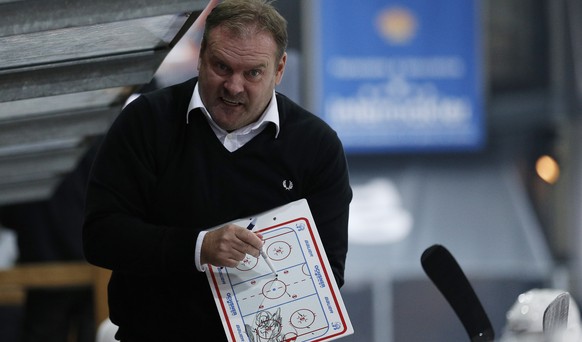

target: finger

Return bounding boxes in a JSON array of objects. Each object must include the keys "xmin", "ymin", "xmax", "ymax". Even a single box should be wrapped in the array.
[
  {"xmin": 234, "ymin": 228, "xmax": 263, "ymax": 250},
  {"xmin": 202, "ymin": 225, "xmax": 262, "ymax": 266},
  {"xmin": 201, "ymin": 229, "xmax": 245, "ymax": 266},
  {"xmin": 223, "ymin": 258, "xmax": 240, "ymax": 268},
  {"xmin": 212, "ymin": 249, "xmax": 246, "ymax": 268},
  {"xmin": 231, "ymin": 241, "xmax": 260, "ymax": 259}
]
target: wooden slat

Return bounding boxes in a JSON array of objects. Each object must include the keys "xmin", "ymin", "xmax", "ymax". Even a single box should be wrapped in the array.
[
  {"xmin": 0, "ymin": 262, "xmax": 94, "ymax": 288},
  {"xmin": 0, "ymin": 262, "xmax": 111, "ymax": 326},
  {"xmin": 0, "ymin": 285, "xmax": 24, "ymax": 305}
]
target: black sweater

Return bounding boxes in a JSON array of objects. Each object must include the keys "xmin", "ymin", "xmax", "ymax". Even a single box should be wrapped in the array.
[{"xmin": 83, "ymin": 77, "xmax": 352, "ymax": 341}]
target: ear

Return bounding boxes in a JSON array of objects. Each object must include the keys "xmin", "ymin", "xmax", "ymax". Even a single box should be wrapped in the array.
[
  {"xmin": 274, "ymin": 52, "xmax": 287, "ymax": 85},
  {"xmin": 198, "ymin": 40, "xmax": 206, "ymax": 72}
]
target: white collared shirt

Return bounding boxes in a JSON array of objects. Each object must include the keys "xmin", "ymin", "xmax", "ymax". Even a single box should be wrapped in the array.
[
  {"xmin": 187, "ymin": 82, "xmax": 280, "ymax": 152},
  {"xmin": 189, "ymin": 82, "xmax": 280, "ymax": 271}
]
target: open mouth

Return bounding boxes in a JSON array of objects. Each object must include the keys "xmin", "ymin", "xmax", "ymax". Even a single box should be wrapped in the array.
[{"xmin": 221, "ymin": 97, "xmax": 241, "ymax": 106}]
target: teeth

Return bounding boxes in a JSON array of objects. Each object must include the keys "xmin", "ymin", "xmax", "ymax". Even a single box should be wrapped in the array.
[{"xmin": 223, "ymin": 98, "xmax": 239, "ymax": 105}]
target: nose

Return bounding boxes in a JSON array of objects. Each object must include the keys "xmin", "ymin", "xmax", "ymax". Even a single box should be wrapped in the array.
[{"xmin": 224, "ymin": 73, "xmax": 244, "ymax": 95}]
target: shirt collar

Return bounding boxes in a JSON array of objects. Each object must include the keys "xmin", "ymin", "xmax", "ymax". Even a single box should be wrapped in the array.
[{"xmin": 187, "ymin": 81, "xmax": 280, "ymax": 138}]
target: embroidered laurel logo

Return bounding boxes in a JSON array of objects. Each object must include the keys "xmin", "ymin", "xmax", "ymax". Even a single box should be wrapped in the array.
[{"xmin": 282, "ymin": 180, "xmax": 293, "ymax": 191}]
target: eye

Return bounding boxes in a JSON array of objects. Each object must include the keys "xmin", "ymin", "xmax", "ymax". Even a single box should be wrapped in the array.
[
  {"xmin": 214, "ymin": 62, "xmax": 230, "ymax": 76},
  {"xmin": 246, "ymin": 69, "xmax": 263, "ymax": 80}
]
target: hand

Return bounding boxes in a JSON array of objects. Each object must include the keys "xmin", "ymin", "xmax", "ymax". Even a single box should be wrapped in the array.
[{"xmin": 200, "ymin": 223, "xmax": 264, "ymax": 268}]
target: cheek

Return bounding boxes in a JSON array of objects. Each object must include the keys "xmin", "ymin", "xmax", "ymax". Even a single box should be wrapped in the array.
[
  {"xmin": 248, "ymin": 87, "xmax": 272, "ymax": 110},
  {"xmin": 245, "ymin": 87, "xmax": 264, "ymax": 105},
  {"xmin": 203, "ymin": 69, "xmax": 219, "ymax": 82},
  {"xmin": 201, "ymin": 74, "xmax": 224, "ymax": 95}
]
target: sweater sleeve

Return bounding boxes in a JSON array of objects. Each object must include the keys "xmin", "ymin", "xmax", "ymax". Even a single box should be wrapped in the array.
[
  {"xmin": 82, "ymin": 95, "xmax": 197, "ymax": 275},
  {"xmin": 305, "ymin": 128, "xmax": 353, "ymax": 288}
]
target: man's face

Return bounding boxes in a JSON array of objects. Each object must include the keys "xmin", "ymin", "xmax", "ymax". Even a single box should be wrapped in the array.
[{"xmin": 198, "ymin": 26, "xmax": 286, "ymax": 132}]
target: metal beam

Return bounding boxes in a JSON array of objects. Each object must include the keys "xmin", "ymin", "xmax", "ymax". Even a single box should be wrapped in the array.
[
  {"xmin": 0, "ymin": 52, "xmax": 165, "ymax": 102},
  {"xmin": 0, "ymin": 0, "xmax": 208, "ymax": 37},
  {"xmin": 0, "ymin": 0, "xmax": 209, "ymax": 206},
  {"xmin": 0, "ymin": 106, "xmax": 120, "ymax": 147}
]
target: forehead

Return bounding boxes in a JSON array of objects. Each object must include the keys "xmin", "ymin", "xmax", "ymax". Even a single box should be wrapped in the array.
[{"xmin": 205, "ymin": 26, "xmax": 278, "ymax": 66}]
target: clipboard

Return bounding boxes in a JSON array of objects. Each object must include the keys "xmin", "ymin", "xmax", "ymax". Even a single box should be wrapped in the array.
[{"xmin": 205, "ymin": 198, "xmax": 354, "ymax": 341}]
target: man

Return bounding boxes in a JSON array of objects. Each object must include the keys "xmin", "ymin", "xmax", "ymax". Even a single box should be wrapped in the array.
[{"xmin": 82, "ymin": 0, "xmax": 352, "ymax": 341}]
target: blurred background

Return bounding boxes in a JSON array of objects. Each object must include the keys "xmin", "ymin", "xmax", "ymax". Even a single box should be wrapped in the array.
[{"xmin": 1, "ymin": 0, "xmax": 581, "ymax": 341}]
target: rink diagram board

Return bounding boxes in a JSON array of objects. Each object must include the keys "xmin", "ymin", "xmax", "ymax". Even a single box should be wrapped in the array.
[{"xmin": 206, "ymin": 199, "xmax": 353, "ymax": 342}]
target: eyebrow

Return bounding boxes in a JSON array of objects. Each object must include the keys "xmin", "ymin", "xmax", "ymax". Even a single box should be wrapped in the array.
[{"xmin": 209, "ymin": 51, "xmax": 270, "ymax": 71}]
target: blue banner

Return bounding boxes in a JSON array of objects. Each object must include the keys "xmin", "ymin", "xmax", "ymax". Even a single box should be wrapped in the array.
[{"xmin": 315, "ymin": 0, "xmax": 484, "ymax": 152}]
